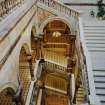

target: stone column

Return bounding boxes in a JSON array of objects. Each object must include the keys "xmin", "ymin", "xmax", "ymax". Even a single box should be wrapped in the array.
[
  {"xmin": 12, "ymin": 83, "xmax": 25, "ymax": 105},
  {"xmin": 27, "ymin": 54, "xmax": 34, "ymax": 80}
]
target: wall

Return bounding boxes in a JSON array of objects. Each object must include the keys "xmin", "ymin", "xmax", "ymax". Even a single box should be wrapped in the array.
[{"xmin": 0, "ymin": 4, "xmax": 37, "ymax": 92}]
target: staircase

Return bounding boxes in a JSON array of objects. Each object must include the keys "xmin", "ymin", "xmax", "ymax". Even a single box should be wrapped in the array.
[
  {"xmin": 76, "ymin": 84, "xmax": 85, "ymax": 104},
  {"xmin": 19, "ymin": 48, "xmax": 31, "ymax": 102},
  {"xmin": 45, "ymin": 93, "xmax": 68, "ymax": 105},
  {"xmin": 43, "ymin": 49, "xmax": 68, "ymax": 66},
  {"xmin": 82, "ymin": 20, "xmax": 105, "ymax": 105},
  {"xmin": 37, "ymin": 0, "xmax": 79, "ymax": 20}
]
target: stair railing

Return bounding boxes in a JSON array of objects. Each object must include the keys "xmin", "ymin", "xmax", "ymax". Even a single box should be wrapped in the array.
[
  {"xmin": 76, "ymin": 17, "xmax": 101, "ymax": 105},
  {"xmin": 25, "ymin": 81, "xmax": 40, "ymax": 105},
  {"xmin": 38, "ymin": 0, "xmax": 79, "ymax": 20},
  {"xmin": 44, "ymin": 60, "xmax": 67, "ymax": 74},
  {"xmin": 75, "ymin": 29, "xmax": 91, "ymax": 105},
  {"xmin": 0, "ymin": 0, "xmax": 24, "ymax": 19},
  {"xmin": 43, "ymin": 49, "xmax": 67, "ymax": 66}
]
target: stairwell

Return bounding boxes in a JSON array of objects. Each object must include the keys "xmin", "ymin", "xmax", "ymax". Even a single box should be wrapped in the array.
[
  {"xmin": 45, "ymin": 90, "xmax": 69, "ymax": 105},
  {"xmin": 81, "ymin": 19, "xmax": 105, "ymax": 105},
  {"xmin": 76, "ymin": 84, "xmax": 85, "ymax": 104}
]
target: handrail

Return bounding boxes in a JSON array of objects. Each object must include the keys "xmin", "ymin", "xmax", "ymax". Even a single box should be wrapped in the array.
[
  {"xmin": 0, "ymin": 0, "xmax": 24, "ymax": 19},
  {"xmin": 45, "ymin": 60, "xmax": 67, "ymax": 74},
  {"xmin": 0, "ymin": 1, "xmax": 37, "ymax": 70},
  {"xmin": 43, "ymin": 49, "xmax": 68, "ymax": 67},
  {"xmin": 44, "ymin": 34, "xmax": 71, "ymax": 43},
  {"xmin": 38, "ymin": 0, "xmax": 79, "ymax": 20},
  {"xmin": 78, "ymin": 17, "xmax": 101, "ymax": 105},
  {"xmin": 75, "ymin": 40, "xmax": 90, "ymax": 103},
  {"xmin": 25, "ymin": 81, "xmax": 35, "ymax": 105}
]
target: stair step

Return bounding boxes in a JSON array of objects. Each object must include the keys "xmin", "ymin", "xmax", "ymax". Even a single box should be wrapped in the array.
[
  {"xmin": 96, "ymin": 89, "xmax": 105, "ymax": 95},
  {"xmin": 87, "ymin": 46, "xmax": 105, "ymax": 52},
  {"xmin": 95, "ymin": 83, "xmax": 105, "ymax": 89},
  {"xmin": 85, "ymin": 40, "xmax": 105, "ymax": 43},
  {"xmin": 101, "ymin": 100, "xmax": 105, "ymax": 105},
  {"xmin": 85, "ymin": 36, "xmax": 105, "ymax": 40},
  {"xmin": 97, "ymin": 95, "xmax": 105, "ymax": 101},
  {"xmin": 76, "ymin": 94, "xmax": 84, "ymax": 98},
  {"xmin": 84, "ymin": 32, "xmax": 105, "ymax": 35},
  {"xmin": 84, "ymin": 30, "xmax": 105, "ymax": 33},
  {"xmin": 76, "ymin": 98, "xmax": 84, "ymax": 101},
  {"xmin": 94, "ymin": 76, "xmax": 105, "ymax": 82},
  {"xmin": 83, "ymin": 23, "xmax": 105, "ymax": 105},
  {"xmin": 83, "ymin": 25, "xmax": 105, "ymax": 28},
  {"xmin": 93, "ymin": 70, "xmax": 105, "ymax": 76},
  {"xmin": 86, "ymin": 44, "xmax": 105, "ymax": 48},
  {"xmin": 85, "ymin": 33, "xmax": 105, "ymax": 37},
  {"xmin": 86, "ymin": 42, "xmax": 105, "ymax": 45}
]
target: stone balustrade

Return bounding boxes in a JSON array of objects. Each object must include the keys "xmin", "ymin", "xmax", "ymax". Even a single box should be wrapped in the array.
[
  {"xmin": 0, "ymin": 0, "xmax": 24, "ymax": 18},
  {"xmin": 39, "ymin": 0, "xmax": 79, "ymax": 20}
]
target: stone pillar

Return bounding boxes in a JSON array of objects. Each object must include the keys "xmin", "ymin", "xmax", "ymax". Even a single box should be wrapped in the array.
[
  {"xmin": 67, "ymin": 73, "xmax": 72, "ymax": 98},
  {"xmin": 35, "ymin": 33, "xmax": 44, "ymax": 60},
  {"xmin": 12, "ymin": 83, "xmax": 25, "ymax": 105},
  {"xmin": 27, "ymin": 54, "xmax": 34, "ymax": 80}
]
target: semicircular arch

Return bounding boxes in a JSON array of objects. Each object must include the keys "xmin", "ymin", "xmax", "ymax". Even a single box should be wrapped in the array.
[
  {"xmin": 0, "ymin": 82, "xmax": 17, "ymax": 93},
  {"xmin": 40, "ymin": 16, "xmax": 74, "ymax": 34}
]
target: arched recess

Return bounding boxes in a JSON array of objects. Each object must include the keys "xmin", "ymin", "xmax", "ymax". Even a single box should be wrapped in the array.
[
  {"xmin": 0, "ymin": 87, "xmax": 15, "ymax": 105},
  {"xmin": 19, "ymin": 44, "xmax": 31, "ymax": 102},
  {"xmin": 40, "ymin": 16, "xmax": 74, "ymax": 34},
  {"xmin": 42, "ymin": 18, "xmax": 76, "ymax": 72}
]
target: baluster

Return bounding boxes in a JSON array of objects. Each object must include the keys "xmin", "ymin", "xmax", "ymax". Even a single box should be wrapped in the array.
[
  {"xmin": 5, "ymin": 0, "xmax": 9, "ymax": 14},
  {"xmin": 1, "ymin": 1, "xmax": 6, "ymax": 16},
  {"xmin": 8, "ymin": 0, "xmax": 12, "ymax": 11}
]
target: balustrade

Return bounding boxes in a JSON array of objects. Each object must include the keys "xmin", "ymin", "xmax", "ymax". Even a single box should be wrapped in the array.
[
  {"xmin": 75, "ymin": 36, "xmax": 90, "ymax": 103},
  {"xmin": 38, "ymin": 0, "xmax": 79, "ymax": 20},
  {"xmin": 0, "ymin": 0, "xmax": 24, "ymax": 18},
  {"xmin": 45, "ymin": 34, "xmax": 71, "ymax": 43},
  {"xmin": 44, "ymin": 60, "xmax": 67, "ymax": 74},
  {"xmin": 43, "ymin": 49, "xmax": 67, "ymax": 66}
]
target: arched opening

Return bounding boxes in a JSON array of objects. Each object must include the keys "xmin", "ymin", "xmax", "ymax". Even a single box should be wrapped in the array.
[
  {"xmin": 19, "ymin": 45, "xmax": 31, "ymax": 102},
  {"xmin": 43, "ymin": 20, "xmax": 75, "ymax": 67},
  {"xmin": 0, "ymin": 87, "xmax": 15, "ymax": 105},
  {"xmin": 36, "ymin": 19, "xmax": 78, "ymax": 105},
  {"xmin": 43, "ymin": 20, "xmax": 71, "ymax": 43}
]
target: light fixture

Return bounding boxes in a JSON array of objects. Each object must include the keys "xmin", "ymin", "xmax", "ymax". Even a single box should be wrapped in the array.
[{"xmin": 52, "ymin": 31, "xmax": 61, "ymax": 37}]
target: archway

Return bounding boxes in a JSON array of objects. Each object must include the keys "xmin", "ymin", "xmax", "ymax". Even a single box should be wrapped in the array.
[
  {"xmin": 41, "ymin": 19, "xmax": 77, "ymax": 105},
  {"xmin": 42, "ymin": 19, "xmax": 75, "ymax": 67},
  {"xmin": 0, "ymin": 87, "xmax": 15, "ymax": 105},
  {"xmin": 40, "ymin": 16, "xmax": 73, "ymax": 34},
  {"xmin": 19, "ymin": 44, "xmax": 31, "ymax": 102},
  {"xmin": 43, "ymin": 20, "xmax": 71, "ymax": 42}
]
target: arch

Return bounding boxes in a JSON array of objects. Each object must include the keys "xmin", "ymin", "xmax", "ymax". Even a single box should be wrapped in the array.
[
  {"xmin": 0, "ymin": 86, "xmax": 16, "ymax": 105},
  {"xmin": 0, "ymin": 82, "xmax": 17, "ymax": 93},
  {"xmin": 40, "ymin": 16, "xmax": 74, "ymax": 34},
  {"xmin": 20, "ymin": 43, "xmax": 31, "ymax": 56}
]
